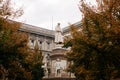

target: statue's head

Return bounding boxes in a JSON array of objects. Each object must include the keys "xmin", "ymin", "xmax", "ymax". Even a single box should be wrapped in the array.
[{"xmin": 58, "ymin": 23, "xmax": 60, "ymax": 26}]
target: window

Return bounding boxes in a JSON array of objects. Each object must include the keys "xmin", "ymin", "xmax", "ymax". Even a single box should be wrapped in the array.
[
  {"xmin": 47, "ymin": 42, "xmax": 50, "ymax": 49},
  {"xmin": 31, "ymin": 39, "xmax": 34, "ymax": 46},
  {"xmin": 39, "ymin": 41, "xmax": 42, "ymax": 49}
]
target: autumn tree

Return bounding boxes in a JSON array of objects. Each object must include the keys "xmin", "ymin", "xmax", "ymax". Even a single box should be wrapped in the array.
[
  {"xmin": 0, "ymin": 0, "xmax": 23, "ymax": 18},
  {"xmin": 31, "ymin": 40, "xmax": 44, "ymax": 80},
  {"xmin": 0, "ymin": 0, "xmax": 32, "ymax": 80},
  {"xmin": 64, "ymin": 0, "xmax": 120, "ymax": 80}
]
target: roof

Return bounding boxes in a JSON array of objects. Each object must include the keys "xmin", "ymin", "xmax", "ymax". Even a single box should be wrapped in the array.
[
  {"xmin": 62, "ymin": 21, "xmax": 82, "ymax": 34},
  {"xmin": 19, "ymin": 23, "xmax": 55, "ymax": 38}
]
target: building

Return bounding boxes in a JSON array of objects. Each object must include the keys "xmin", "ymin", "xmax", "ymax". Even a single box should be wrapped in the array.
[{"xmin": 19, "ymin": 22, "xmax": 81, "ymax": 79}]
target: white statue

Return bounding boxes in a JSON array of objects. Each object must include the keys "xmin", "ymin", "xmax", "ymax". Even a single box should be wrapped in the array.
[{"xmin": 55, "ymin": 23, "xmax": 63, "ymax": 44}]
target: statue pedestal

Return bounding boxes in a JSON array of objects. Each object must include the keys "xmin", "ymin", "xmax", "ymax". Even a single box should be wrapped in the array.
[
  {"xmin": 55, "ymin": 44, "xmax": 63, "ymax": 49},
  {"xmin": 49, "ymin": 48, "xmax": 68, "ymax": 78}
]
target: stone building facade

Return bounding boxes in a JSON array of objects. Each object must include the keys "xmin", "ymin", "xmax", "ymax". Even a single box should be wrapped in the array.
[
  {"xmin": 20, "ymin": 24, "xmax": 55, "ymax": 78},
  {"xmin": 19, "ymin": 22, "xmax": 81, "ymax": 78}
]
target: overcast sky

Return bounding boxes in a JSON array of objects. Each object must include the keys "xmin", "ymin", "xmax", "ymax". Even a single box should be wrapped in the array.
[{"xmin": 13, "ymin": 0, "xmax": 95, "ymax": 30}]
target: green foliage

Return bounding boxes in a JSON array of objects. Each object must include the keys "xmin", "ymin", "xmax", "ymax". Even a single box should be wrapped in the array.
[
  {"xmin": 65, "ymin": 0, "xmax": 120, "ymax": 80},
  {"xmin": 32, "ymin": 63, "xmax": 44, "ymax": 80},
  {"xmin": 32, "ymin": 41, "xmax": 44, "ymax": 80}
]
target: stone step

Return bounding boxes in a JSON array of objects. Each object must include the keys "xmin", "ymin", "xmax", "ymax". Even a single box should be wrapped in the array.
[
  {"xmin": 48, "ymin": 73, "xmax": 70, "ymax": 78},
  {"xmin": 43, "ymin": 78, "xmax": 76, "ymax": 80}
]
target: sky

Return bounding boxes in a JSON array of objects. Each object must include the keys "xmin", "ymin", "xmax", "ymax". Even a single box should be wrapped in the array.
[{"xmin": 13, "ymin": 0, "xmax": 96, "ymax": 30}]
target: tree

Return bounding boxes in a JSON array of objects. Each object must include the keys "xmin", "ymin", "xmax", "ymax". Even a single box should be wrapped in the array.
[
  {"xmin": 0, "ymin": 0, "xmax": 45, "ymax": 80},
  {"xmin": 0, "ymin": 17, "xmax": 33, "ymax": 80},
  {"xmin": 0, "ymin": 0, "xmax": 32, "ymax": 80},
  {"xmin": 64, "ymin": 0, "xmax": 120, "ymax": 79},
  {"xmin": 0, "ymin": 0, "xmax": 23, "ymax": 18},
  {"xmin": 31, "ymin": 40, "xmax": 44, "ymax": 80}
]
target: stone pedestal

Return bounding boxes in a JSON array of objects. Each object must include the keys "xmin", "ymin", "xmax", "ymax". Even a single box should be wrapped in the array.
[{"xmin": 49, "ymin": 48, "xmax": 69, "ymax": 78}]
